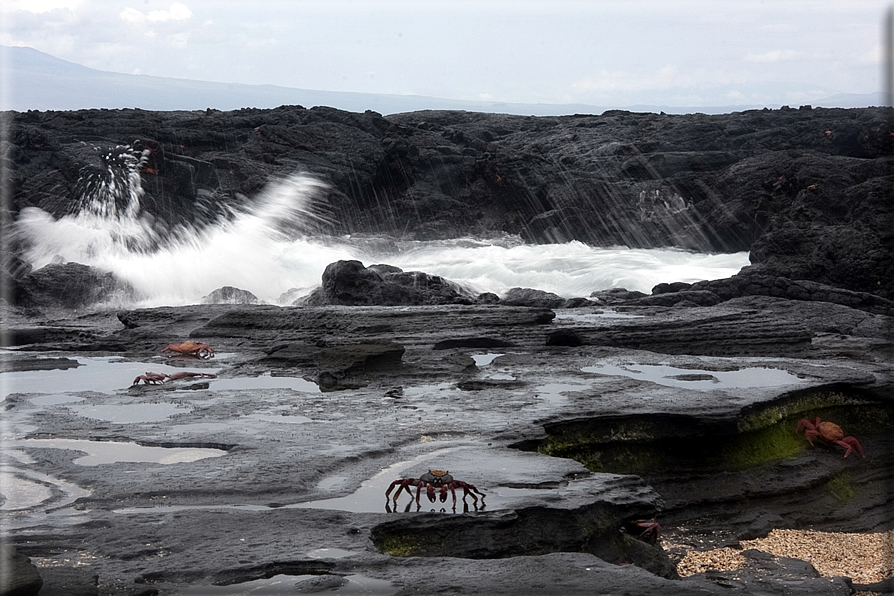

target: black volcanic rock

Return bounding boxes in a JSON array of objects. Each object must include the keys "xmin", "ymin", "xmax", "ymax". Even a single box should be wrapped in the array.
[
  {"xmin": 370, "ymin": 474, "xmax": 676, "ymax": 577},
  {"xmin": 301, "ymin": 259, "xmax": 475, "ymax": 306},
  {"xmin": 0, "ymin": 546, "xmax": 43, "ymax": 596},
  {"xmin": 14, "ymin": 262, "xmax": 133, "ymax": 309},
  {"xmin": 201, "ymin": 286, "xmax": 260, "ymax": 305},
  {"xmin": 686, "ymin": 265, "xmax": 894, "ymax": 315},
  {"xmin": 500, "ymin": 287, "xmax": 568, "ymax": 308},
  {"xmin": 5, "ymin": 105, "xmax": 894, "ymax": 304},
  {"xmin": 589, "ymin": 288, "xmax": 649, "ymax": 304}
]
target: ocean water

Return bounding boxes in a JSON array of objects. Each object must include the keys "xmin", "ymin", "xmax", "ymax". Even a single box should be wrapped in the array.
[{"xmin": 14, "ymin": 152, "xmax": 748, "ymax": 307}]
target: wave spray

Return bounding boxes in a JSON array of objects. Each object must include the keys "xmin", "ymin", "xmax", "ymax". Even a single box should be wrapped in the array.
[{"xmin": 14, "ymin": 146, "xmax": 748, "ymax": 307}]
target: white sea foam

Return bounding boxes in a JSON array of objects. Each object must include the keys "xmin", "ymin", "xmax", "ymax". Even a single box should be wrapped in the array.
[{"xmin": 14, "ymin": 168, "xmax": 749, "ymax": 307}]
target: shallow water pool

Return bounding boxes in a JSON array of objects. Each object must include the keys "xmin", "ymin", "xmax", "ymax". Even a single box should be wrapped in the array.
[
  {"xmin": 582, "ymin": 363, "xmax": 807, "ymax": 391},
  {"xmin": 1, "ymin": 356, "xmax": 221, "ymax": 398},
  {"xmin": 5, "ymin": 438, "xmax": 228, "ymax": 466}
]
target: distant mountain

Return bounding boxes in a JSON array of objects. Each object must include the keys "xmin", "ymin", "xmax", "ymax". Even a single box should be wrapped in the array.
[
  {"xmin": 1, "ymin": 45, "xmax": 888, "ymax": 116},
  {"xmin": 812, "ymin": 92, "xmax": 893, "ymax": 109}
]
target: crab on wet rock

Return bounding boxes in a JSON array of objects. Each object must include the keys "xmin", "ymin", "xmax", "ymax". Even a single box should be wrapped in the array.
[
  {"xmin": 161, "ymin": 341, "xmax": 215, "ymax": 359},
  {"xmin": 132, "ymin": 371, "xmax": 169, "ymax": 385},
  {"xmin": 796, "ymin": 417, "xmax": 865, "ymax": 458},
  {"xmin": 385, "ymin": 469, "xmax": 486, "ymax": 506},
  {"xmin": 131, "ymin": 371, "xmax": 216, "ymax": 385}
]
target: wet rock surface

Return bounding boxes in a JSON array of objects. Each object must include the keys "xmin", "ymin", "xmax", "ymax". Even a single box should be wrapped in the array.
[
  {"xmin": 13, "ymin": 262, "xmax": 134, "ymax": 310},
  {"xmin": 301, "ymin": 260, "xmax": 476, "ymax": 307},
  {"xmin": 2, "ymin": 296, "xmax": 892, "ymax": 594},
  {"xmin": 0, "ymin": 546, "xmax": 43, "ymax": 596},
  {"xmin": 200, "ymin": 286, "xmax": 260, "ymax": 305}
]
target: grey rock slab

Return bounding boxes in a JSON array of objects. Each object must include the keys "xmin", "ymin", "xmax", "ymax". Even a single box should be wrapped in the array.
[
  {"xmin": 2, "ymin": 299, "xmax": 891, "ymax": 594},
  {"xmin": 0, "ymin": 356, "xmax": 82, "ymax": 372}
]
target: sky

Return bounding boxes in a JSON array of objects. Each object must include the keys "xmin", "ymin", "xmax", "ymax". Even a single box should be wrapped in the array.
[{"xmin": 1, "ymin": 0, "xmax": 891, "ymax": 108}]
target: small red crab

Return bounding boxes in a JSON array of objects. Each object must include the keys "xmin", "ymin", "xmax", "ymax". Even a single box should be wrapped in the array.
[
  {"xmin": 385, "ymin": 470, "xmax": 486, "ymax": 506},
  {"xmin": 132, "ymin": 372, "xmax": 170, "ymax": 385},
  {"xmin": 132, "ymin": 371, "xmax": 217, "ymax": 385},
  {"xmin": 625, "ymin": 518, "xmax": 661, "ymax": 544},
  {"xmin": 796, "ymin": 417, "xmax": 865, "ymax": 458},
  {"xmin": 161, "ymin": 341, "xmax": 215, "ymax": 359}
]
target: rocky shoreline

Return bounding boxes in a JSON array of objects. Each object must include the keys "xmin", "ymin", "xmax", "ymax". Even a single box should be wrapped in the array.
[
  {"xmin": 4, "ymin": 105, "xmax": 894, "ymax": 304},
  {"xmin": 1, "ymin": 104, "xmax": 893, "ymax": 595},
  {"xmin": 2, "ymin": 282, "xmax": 893, "ymax": 594}
]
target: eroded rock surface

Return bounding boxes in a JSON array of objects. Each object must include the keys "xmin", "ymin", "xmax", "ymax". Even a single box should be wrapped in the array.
[{"xmin": 2, "ymin": 296, "xmax": 891, "ymax": 594}]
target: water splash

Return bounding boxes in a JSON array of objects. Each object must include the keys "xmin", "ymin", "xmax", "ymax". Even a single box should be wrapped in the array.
[
  {"xmin": 380, "ymin": 238, "xmax": 746, "ymax": 299},
  {"xmin": 14, "ymin": 163, "xmax": 749, "ymax": 307},
  {"xmin": 75, "ymin": 144, "xmax": 149, "ymax": 219},
  {"xmin": 16, "ymin": 158, "xmax": 346, "ymax": 305}
]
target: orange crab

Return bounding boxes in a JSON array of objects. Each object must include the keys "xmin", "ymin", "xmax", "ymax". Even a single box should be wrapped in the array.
[
  {"xmin": 161, "ymin": 341, "xmax": 215, "ymax": 359},
  {"xmin": 796, "ymin": 417, "xmax": 865, "ymax": 458}
]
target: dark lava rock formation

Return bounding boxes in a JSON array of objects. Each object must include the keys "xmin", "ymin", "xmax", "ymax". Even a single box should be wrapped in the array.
[
  {"xmin": 301, "ymin": 260, "xmax": 477, "ymax": 306},
  {"xmin": 3, "ymin": 105, "xmax": 893, "ymax": 303},
  {"xmin": 2, "ymin": 104, "xmax": 893, "ymax": 595},
  {"xmin": 12, "ymin": 262, "xmax": 134, "ymax": 309}
]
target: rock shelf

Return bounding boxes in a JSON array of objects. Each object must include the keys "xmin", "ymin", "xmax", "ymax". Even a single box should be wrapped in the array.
[{"xmin": 2, "ymin": 295, "xmax": 891, "ymax": 595}]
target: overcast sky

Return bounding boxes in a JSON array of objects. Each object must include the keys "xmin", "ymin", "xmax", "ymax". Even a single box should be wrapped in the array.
[{"xmin": 2, "ymin": 0, "xmax": 891, "ymax": 108}]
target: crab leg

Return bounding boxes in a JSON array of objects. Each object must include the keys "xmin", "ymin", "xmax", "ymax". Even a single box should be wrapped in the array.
[
  {"xmin": 836, "ymin": 437, "xmax": 865, "ymax": 458},
  {"xmin": 385, "ymin": 480, "xmax": 410, "ymax": 502}
]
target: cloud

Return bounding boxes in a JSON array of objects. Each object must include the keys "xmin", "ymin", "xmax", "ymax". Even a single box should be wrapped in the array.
[
  {"xmin": 6, "ymin": 0, "xmax": 81, "ymax": 13},
  {"xmin": 743, "ymin": 50, "xmax": 805, "ymax": 63},
  {"xmin": 119, "ymin": 8, "xmax": 144, "ymax": 23},
  {"xmin": 120, "ymin": 3, "xmax": 192, "ymax": 24},
  {"xmin": 571, "ymin": 65, "xmax": 688, "ymax": 93},
  {"xmin": 243, "ymin": 37, "xmax": 277, "ymax": 48},
  {"xmin": 857, "ymin": 43, "xmax": 883, "ymax": 65},
  {"xmin": 167, "ymin": 32, "xmax": 190, "ymax": 48}
]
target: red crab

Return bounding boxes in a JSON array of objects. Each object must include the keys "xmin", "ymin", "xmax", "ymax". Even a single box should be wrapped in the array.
[
  {"xmin": 385, "ymin": 469, "xmax": 486, "ymax": 506},
  {"xmin": 131, "ymin": 371, "xmax": 216, "ymax": 385},
  {"xmin": 796, "ymin": 417, "xmax": 865, "ymax": 458},
  {"xmin": 132, "ymin": 372, "xmax": 170, "ymax": 385},
  {"xmin": 625, "ymin": 518, "xmax": 661, "ymax": 544},
  {"xmin": 161, "ymin": 341, "xmax": 215, "ymax": 359}
]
